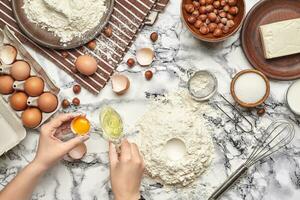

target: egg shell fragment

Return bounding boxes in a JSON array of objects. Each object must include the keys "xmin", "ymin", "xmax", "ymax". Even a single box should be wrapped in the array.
[
  {"xmin": 111, "ymin": 74, "xmax": 130, "ymax": 95},
  {"xmin": 136, "ymin": 48, "xmax": 154, "ymax": 66}
]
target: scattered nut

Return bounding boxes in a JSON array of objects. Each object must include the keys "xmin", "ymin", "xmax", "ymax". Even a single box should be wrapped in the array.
[
  {"xmin": 72, "ymin": 97, "xmax": 80, "ymax": 106},
  {"xmin": 62, "ymin": 99, "xmax": 70, "ymax": 109},
  {"xmin": 229, "ymin": 6, "xmax": 239, "ymax": 15},
  {"xmin": 61, "ymin": 51, "xmax": 69, "ymax": 58},
  {"xmin": 227, "ymin": 20, "xmax": 235, "ymax": 28},
  {"xmin": 127, "ymin": 58, "xmax": 135, "ymax": 68},
  {"xmin": 192, "ymin": 1, "xmax": 200, "ymax": 9},
  {"xmin": 145, "ymin": 70, "xmax": 153, "ymax": 80},
  {"xmin": 73, "ymin": 84, "xmax": 81, "ymax": 94},
  {"xmin": 104, "ymin": 27, "xmax": 113, "ymax": 37},
  {"xmin": 198, "ymin": 14, "xmax": 207, "ymax": 21},
  {"xmin": 71, "ymin": 67, "xmax": 78, "ymax": 74},
  {"xmin": 187, "ymin": 16, "xmax": 197, "ymax": 24},
  {"xmin": 199, "ymin": 26, "xmax": 209, "ymax": 35},
  {"xmin": 199, "ymin": 6, "xmax": 207, "ymax": 14},
  {"xmin": 194, "ymin": 20, "xmax": 204, "ymax": 29},
  {"xmin": 208, "ymin": 12, "xmax": 217, "ymax": 22},
  {"xmin": 192, "ymin": 10, "xmax": 200, "ymax": 17},
  {"xmin": 208, "ymin": 23, "xmax": 218, "ymax": 33},
  {"xmin": 257, "ymin": 108, "xmax": 266, "ymax": 116},
  {"xmin": 87, "ymin": 40, "xmax": 97, "ymax": 50},
  {"xmin": 221, "ymin": 17, "xmax": 228, "ymax": 25},
  {"xmin": 150, "ymin": 32, "xmax": 158, "ymax": 42}
]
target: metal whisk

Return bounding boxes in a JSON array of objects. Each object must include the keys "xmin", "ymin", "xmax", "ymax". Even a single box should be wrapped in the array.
[{"xmin": 208, "ymin": 120, "xmax": 295, "ymax": 200}]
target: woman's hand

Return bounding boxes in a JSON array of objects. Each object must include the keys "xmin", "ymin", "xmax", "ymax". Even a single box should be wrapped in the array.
[
  {"xmin": 109, "ymin": 140, "xmax": 145, "ymax": 200},
  {"xmin": 33, "ymin": 113, "xmax": 90, "ymax": 171}
]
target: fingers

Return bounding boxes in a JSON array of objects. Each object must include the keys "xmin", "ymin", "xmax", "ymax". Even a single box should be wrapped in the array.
[
  {"xmin": 63, "ymin": 135, "xmax": 90, "ymax": 153},
  {"xmin": 49, "ymin": 113, "xmax": 80, "ymax": 130},
  {"xmin": 131, "ymin": 143, "xmax": 142, "ymax": 161},
  {"xmin": 120, "ymin": 140, "xmax": 132, "ymax": 162},
  {"xmin": 109, "ymin": 142, "xmax": 119, "ymax": 168}
]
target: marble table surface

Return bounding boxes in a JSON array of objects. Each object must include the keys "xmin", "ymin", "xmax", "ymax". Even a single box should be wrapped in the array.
[{"xmin": 1, "ymin": 0, "xmax": 300, "ymax": 199}]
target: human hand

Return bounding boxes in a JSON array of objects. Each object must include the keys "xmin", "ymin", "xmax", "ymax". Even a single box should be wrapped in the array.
[
  {"xmin": 33, "ymin": 113, "xmax": 90, "ymax": 171},
  {"xmin": 109, "ymin": 140, "xmax": 145, "ymax": 200}
]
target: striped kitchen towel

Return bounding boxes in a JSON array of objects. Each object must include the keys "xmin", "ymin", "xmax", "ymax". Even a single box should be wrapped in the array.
[{"xmin": 0, "ymin": 0, "xmax": 169, "ymax": 94}]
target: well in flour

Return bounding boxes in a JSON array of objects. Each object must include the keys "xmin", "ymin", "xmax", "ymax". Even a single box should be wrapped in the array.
[
  {"xmin": 136, "ymin": 90, "xmax": 215, "ymax": 186},
  {"xmin": 23, "ymin": 0, "xmax": 107, "ymax": 43}
]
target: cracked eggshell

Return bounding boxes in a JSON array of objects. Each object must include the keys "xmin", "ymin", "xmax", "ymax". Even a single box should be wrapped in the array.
[
  {"xmin": 136, "ymin": 48, "xmax": 154, "ymax": 66},
  {"xmin": 111, "ymin": 74, "xmax": 130, "ymax": 95},
  {"xmin": 0, "ymin": 45, "xmax": 17, "ymax": 64},
  {"xmin": 68, "ymin": 143, "xmax": 87, "ymax": 160}
]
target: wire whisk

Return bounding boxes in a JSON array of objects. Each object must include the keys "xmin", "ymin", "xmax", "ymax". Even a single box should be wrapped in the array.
[{"xmin": 208, "ymin": 120, "xmax": 295, "ymax": 200}]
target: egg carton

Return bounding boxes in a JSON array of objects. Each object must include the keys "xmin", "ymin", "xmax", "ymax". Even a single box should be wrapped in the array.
[{"xmin": 0, "ymin": 26, "xmax": 61, "ymax": 130}]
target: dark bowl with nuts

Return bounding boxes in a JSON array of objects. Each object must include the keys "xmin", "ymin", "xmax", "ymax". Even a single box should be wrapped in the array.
[{"xmin": 181, "ymin": 0, "xmax": 245, "ymax": 42}]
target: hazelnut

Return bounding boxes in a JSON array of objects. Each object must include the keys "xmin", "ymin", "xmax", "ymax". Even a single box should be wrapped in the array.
[
  {"xmin": 221, "ymin": 17, "xmax": 228, "ymax": 25},
  {"xmin": 222, "ymin": 26, "xmax": 230, "ymax": 33},
  {"xmin": 192, "ymin": 10, "xmax": 200, "ymax": 17},
  {"xmin": 208, "ymin": 23, "xmax": 218, "ymax": 33},
  {"xmin": 227, "ymin": 13, "xmax": 234, "ymax": 20},
  {"xmin": 215, "ymin": 16, "xmax": 221, "ymax": 23},
  {"xmin": 198, "ymin": 14, "xmax": 207, "ymax": 21},
  {"xmin": 229, "ymin": 6, "xmax": 239, "ymax": 15},
  {"xmin": 72, "ymin": 97, "xmax": 80, "ymax": 106},
  {"xmin": 62, "ymin": 99, "xmax": 70, "ymax": 109},
  {"xmin": 199, "ymin": 6, "xmax": 207, "ymax": 14},
  {"xmin": 71, "ymin": 67, "xmax": 78, "ymax": 74},
  {"xmin": 227, "ymin": 20, "xmax": 235, "ymax": 28},
  {"xmin": 220, "ymin": 0, "xmax": 226, "ymax": 6},
  {"xmin": 61, "ymin": 51, "xmax": 69, "ymax": 58},
  {"xmin": 192, "ymin": 1, "xmax": 200, "ymax": 9},
  {"xmin": 208, "ymin": 12, "xmax": 217, "ymax": 22},
  {"xmin": 223, "ymin": 5, "xmax": 230, "ymax": 12},
  {"xmin": 206, "ymin": 0, "xmax": 214, "ymax": 5},
  {"xmin": 73, "ymin": 84, "xmax": 81, "ymax": 94},
  {"xmin": 218, "ymin": 23, "xmax": 225, "ymax": 29},
  {"xmin": 150, "ymin": 32, "xmax": 158, "ymax": 42},
  {"xmin": 219, "ymin": 11, "xmax": 227, "ymax": 18},
  {"xmin": 127, "ymin": 58, "xmax": 135, "ymax": 68},
  {"xmin": 187, "ymin": 16, "xmax": 197, "ymax": 24},
  {"xmin": 228, "ymin": 0, "xmax": 237, "ymax": 6},
  {"xmin": 205, "ymin": 18, "xmax": 211, "ymax": 25},
  {"xmin": 213, "ymin": 1, "xmax": 221, "ymax": 8},
  {"xmin": 213, "ymin": 28, "xmax": 223, "ymax": 37},
  {"xmin": 194, "ymin": 20, "xmax": 203, "ymax": 29},
  {"xmin": 206, "ymin": 5, "xmax": 214, "ymax": 12},
  {"xmin": 199, "ymin": 0, "xmax": 206, "ymax": 6},
  {"xmin": 257, "ymin": 108, "xmax": 266, "ymax": 116},
  {"xmin": 145, "ymin": 70, "xmax": 153, "ymax": 80},
  {"xmin": 199, "ymin": 26, "xmax": 209, "ymax": 35},
  {"xmin": 87, "ymin": 40, "xmax": 97, "ymax": 50},
  {"xmin": 104, "ymin": 27, "xmax": 113, "ymax": 37},
  {"xmin": 184, "ymin": 4, "xmax": 195, "ymax": 13}
]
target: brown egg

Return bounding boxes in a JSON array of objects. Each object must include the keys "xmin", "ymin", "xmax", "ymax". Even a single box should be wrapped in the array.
[
  {"xmin": 21, "ymin": 108, "xmax": 42, "ymax": 128},
  {"xmin": 10, "ymin": 61, "xmax": 31, "ymax": 81},
  {"xmin": 75, "ymin": 55, "xmax": 98, "ymax": 76},
  {"xmin": 38, "ymin": 92, "xmax": 58, "ymax": 113},
  {"xmin": 0, "ymin": 75, "xmax": 14, "ymax": 95},
  {"xmin": 10, "ymin": 92, "xmax": 28, "ymax": 111},
  {"xmin": 24, "ymin": 77, "xmax": 44, "ymax": 97}
]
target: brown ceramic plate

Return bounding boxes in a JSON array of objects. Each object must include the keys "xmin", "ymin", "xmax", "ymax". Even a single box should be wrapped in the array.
[
  {"xmin": 11, "ymin": 0, "xmax": 114, "ymax": 50},
  {"xmin": 181, "ymin": 0, "xmax": 245, "ymax": 43},
  {"xmin": 241, "ymin": 0, "xmax": 300, "ymax": 80}
]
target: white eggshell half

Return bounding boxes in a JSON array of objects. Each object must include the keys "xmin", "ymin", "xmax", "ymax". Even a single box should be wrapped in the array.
[
  {"xmin": 0, "ymin": 45, "xmax": 17, "ymax": 65},
  {"xmin": 136, "ymin": 48, "xmax": 154, "ymax": 66},
  {"xmin": 111, "ymin": 74, "xmax": 130, "ymax": 95},
  {"xmin": 68, "ymin": 143, "xmax": 87, "ymax": 160}
]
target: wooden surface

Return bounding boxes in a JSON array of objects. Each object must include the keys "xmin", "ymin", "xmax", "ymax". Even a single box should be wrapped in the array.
[
  {"xmin": 241, "ymin": 0, "xmax": 300, "ymax": 80},
  {"xmin": 230, "ymin": 69, "xmax": 270, "ymax": 108},
  {"xmin": 181, "ymin": 0, "xmax": 245, "ymax": 43},
  {"xmin": 12, "ymin": 0, "xmax": 114, "ymax": 50}
]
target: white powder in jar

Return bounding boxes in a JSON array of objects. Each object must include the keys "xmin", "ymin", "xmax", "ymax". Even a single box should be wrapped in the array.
[
  {"xmin": 23, "ymin": 0, "xmax": 107, "ymax": 43},
  {"xmin": 136, "ymin": 90, "xmax": 215, "ymax": 186}
]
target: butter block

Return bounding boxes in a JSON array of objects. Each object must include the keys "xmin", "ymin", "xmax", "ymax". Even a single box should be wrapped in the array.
[{"xmin": 259, "ymin": 18, "xmax": 300, "ymax": 59}]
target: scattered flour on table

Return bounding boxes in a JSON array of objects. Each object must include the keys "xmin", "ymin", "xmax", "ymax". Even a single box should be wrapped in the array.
[
  {"xmin": 136, "ymin": 90, "xmax": 215, "ymax": 186},
  {"xmin": 23, "ymin": 0, "xmax": 106, "ymax": 43}
]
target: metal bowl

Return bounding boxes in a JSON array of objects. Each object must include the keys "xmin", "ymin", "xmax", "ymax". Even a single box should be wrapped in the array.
[{"xmin": 12, "ymin": 0, "xmax": 114, "ymax": 50}]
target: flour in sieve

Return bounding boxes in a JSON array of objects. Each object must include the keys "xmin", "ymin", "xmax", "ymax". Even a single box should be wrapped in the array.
[
  {"xmin": 136, "ymin": 90, "xmax": 215, "ymax": 186},
  {"xmin": 23, "ymin": 0, "xmax": 106, "ymax": 43}
]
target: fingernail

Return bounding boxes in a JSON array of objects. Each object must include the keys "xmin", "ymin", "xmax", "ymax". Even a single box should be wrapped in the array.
[{"xmin": 80, "ymin": 135, "xmax": 90, "ymax": 142}]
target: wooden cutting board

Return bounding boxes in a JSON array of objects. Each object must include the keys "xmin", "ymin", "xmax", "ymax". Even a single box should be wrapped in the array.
[{"xmin": 241, "ymin": 0, "xmax": 300, "ymax": 80}]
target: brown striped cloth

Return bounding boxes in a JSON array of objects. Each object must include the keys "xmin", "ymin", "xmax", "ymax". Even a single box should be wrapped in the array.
[{"xmin": 0, "ymin": 0, "xmax": 169, "ymax": 94}]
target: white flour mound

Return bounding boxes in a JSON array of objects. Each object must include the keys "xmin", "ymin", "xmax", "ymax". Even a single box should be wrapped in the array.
[
  {"xmin": 137, "ymin": 90, "xmax": 214, "ymax": 186},
  {"xmin": 23, "ymin": 0, "xmax": 106, "ymax": 43}
]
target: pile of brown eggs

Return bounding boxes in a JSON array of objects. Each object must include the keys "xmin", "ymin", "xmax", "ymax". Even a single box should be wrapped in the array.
[{"xmin": 0, "ymin": 44, "xmax": 59, "ymax": 128}]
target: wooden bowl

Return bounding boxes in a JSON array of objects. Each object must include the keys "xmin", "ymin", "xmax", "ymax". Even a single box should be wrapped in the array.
[
  {"xmin": 181, "ymin": 0, "xmax": 246, "ymax": 42},
  {"xmin": 230, "ymin": 69, "xmax": 270, "ymax": 108}
]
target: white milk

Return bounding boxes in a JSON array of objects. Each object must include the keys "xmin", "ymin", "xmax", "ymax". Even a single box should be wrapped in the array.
[
  {"xmin": 234, "ymin": 73, "xmax": 267, "ymax": 104},
  {"xmin": 287, "ymin": 80, "xmax": 300, "ymax": 115}
]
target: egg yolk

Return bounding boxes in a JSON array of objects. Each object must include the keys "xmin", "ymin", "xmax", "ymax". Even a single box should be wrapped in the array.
[{"xmin": 71, "ymin": 117, "xmax": 90, "ymax": 136}]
